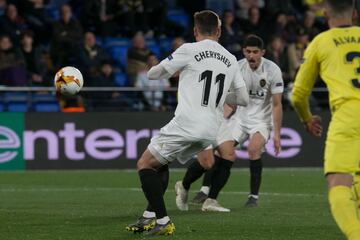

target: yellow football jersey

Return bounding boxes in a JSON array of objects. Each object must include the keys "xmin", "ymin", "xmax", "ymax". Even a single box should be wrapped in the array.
[{"xmin": 291, "ymin": 26, "xmax": 360, "ymax": 122}]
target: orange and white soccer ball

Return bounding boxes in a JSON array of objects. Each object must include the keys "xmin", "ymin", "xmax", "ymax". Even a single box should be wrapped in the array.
[{"xmin": 54, "ymin": 66, "xmax": 84, "ymax": 95}]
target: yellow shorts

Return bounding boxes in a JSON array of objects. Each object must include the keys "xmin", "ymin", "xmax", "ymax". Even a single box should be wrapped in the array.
[{"xmin": 324, "ymin": 100, "xmax": 360, "ymax": 174}]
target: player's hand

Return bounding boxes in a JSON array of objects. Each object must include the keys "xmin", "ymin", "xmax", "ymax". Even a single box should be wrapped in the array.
[
  {"xmin": 305, "ymin": 115, "xmax": 322, "ymax": 137},
  {"xmin": 273, "ymin": 135, "xmax": 281, "ymax": 156}
]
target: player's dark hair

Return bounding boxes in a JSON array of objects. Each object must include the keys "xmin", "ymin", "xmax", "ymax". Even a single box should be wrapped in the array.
[
  {"xmin": 194, "ymin": 10, "xmax": 220, "ymax": 36},
  {"xmin": 243, "ymin": 34, "xmax": 264, "ymax": 49},
  {"xmin": 326, "ymin": 0, "xmax": 354, "ymax": 14}
]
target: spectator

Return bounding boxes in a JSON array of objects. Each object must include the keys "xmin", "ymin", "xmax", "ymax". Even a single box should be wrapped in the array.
[
  {"xmin": 19, "ymin": 0, "xmax": 51, "ymax": 44},
  {"xmin": 301, "ymin": 10, "xmax": 320, "ymax": 40},
  {"xmin": 0, "ymin": 35, "xmax": 26, "ymax": 86},
  {"xmin": 77, "ymin": 31, "xmax": 110, "ymax": 82},
  {"xmin": 0, "ymin": 4, "xmax": 26, "ymax": 45},
  {"xmin": 50, "ymin": 4, "xmax": 83, "ymax": 70},
  {"xmin": 95, "ymin": 60, "xmax": 117, "ymax": 87},
  {"xmin": 89, "ymin": 61, "xmax": 132, "ymax": 111},
  {"xmin": 161, "ymin": 37, "xmax": 185, "ymax": 87},
  {"xmin": 160, "ymin": 37, "xmax": 185, "ymax": 110},
  {"xmin": 142, "ymin": 0, "xmax": 185, "ymax": 38},
  {"xmin": 20, "ymin": 30, "xmax": 47, "ymax": 86},
  {"xmin": 241, "ymin": 7, "xmax": 265, "ymax": 40},
  {"xmin": 235, "ymin": 0, "xmax": 265, "ymax": 20},
  {"xmin": 143, "ymin": 0, "xmax": 167, "ymax": 37},
  {"xmin": 219, "ymin": 10, "xmax": 243, "ymax": 58},
  {"xmin": 170, "ymin": 37, "xmax": 185, "ymax": 55},
  {"xmin": 206, "ymin": 0, "xmax": 235, "ymax": 16},
  {"xmin": 0, "ymin": 0, "xmax": 6, "ymax": 15},
  {"xmin": 304, "ymin": 0, "xmax": 325, "ymax": 17},
  {"xmin": 265, "ymin": 0, "xmax": 294, "ymax": 17},
  {"xmin": 117, "ymin": 0, "xmax": 147, "ymax": 37},
  {"xmin": 126, "ymin": 31, "xmax": 151, "ymax": 86},
  {"xmin": 135, "ymin": 53, "xmax": 170, "ymax": 111},
  {"xmin": 272, "ymin": 12, "xmax": 297, "ymax": 43},
  {"xmin": 82, "ymin": 0, "xmax": 119, "ymax": 37},
  {"xmin": 287, "ymin": 27, "xmax": 309, "ymax": 82},
  {"xmin": 265, "ymin": 35, "xmax": 290, "ymax": 84},
  {"xmin": 59, "ymin": 94, "xmax": 86, "ymax": 112}
]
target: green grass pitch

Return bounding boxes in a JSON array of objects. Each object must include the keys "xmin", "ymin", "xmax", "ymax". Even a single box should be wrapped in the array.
[{"xmin": 0, "ymin": 168, "xmax": 344, "ymax": 240}]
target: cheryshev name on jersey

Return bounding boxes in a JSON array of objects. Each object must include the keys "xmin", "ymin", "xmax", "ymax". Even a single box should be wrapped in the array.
[{"xmin": 194, "ymin": 50, "xmax": 232, "ymax": 68}]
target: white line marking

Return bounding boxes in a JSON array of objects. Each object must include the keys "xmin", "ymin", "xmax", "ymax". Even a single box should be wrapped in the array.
[{"xmin": 0, "ymin": 187, "xmax": 324, "ymax": 197}]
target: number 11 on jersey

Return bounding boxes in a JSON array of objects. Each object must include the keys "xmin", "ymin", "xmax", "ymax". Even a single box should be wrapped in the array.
[{"xmin": 199, "ymin": 70, "xmax": 225, "ymax": 107}]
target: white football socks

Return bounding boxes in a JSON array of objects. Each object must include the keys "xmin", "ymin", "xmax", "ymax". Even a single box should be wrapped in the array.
[
  {"xmin": 157, "ymin": 216, "xmax": 170, "ymax": 225},
  {"xmin": 200, "ymin": 186, "xmax": 210, "ymax": 195},
  {"xmin": 143, "ymin": 210, "xmax": 156, "ymax": 218}
]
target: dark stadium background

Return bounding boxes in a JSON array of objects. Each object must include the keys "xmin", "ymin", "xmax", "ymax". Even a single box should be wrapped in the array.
[{"xmin": 1, "ymin": 0, "xmax": 355, "ymax": 170}]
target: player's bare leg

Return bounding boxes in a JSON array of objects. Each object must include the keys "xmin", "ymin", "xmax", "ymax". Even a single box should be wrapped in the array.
[
  {"xmin": 202, "ymin": 141, "xmax": 235, "ymax": 212},
  {"xmin": 327, "ymin": 173, "xmax": 360, "ymax": 240},
  {"xmin": 245, "ymin": 132, "xmax": 266, "ymax": 207},
  {"xmin": 131, "ymin": 149, "xmax": 175, "ymax": 236},
  {"xmin": 176, "ymin": 149, "xmax": 214, "ymax": 211}
]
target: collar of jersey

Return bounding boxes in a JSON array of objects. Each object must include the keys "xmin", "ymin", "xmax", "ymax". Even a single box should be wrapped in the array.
[{"xmin": 248, "ymin": 57, "xmax": 264, "ymax": 74}]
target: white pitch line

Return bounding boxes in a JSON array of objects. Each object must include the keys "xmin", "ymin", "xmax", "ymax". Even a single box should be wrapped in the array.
[{"xmin": 0, "ymin": 187, "xmax": 325, "ymax": 197}]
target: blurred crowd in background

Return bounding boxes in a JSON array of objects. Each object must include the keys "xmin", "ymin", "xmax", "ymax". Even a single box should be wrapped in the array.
[{"xmin": 0, "ymin": 0, "xmax": 359, "ymax": 112}]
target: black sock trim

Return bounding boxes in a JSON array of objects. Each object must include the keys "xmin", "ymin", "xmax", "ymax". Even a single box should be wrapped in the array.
[
  {"xmin": 208, "ymin": 156, "xmax": 233, "ymax": 199},
  {"xmin": 139, "ymin": 168, "xmax": 167, "ymax": 218},
  {"xmin": 182, "ymin": 160, "xmax": 206, "ymax": 190},
  {"xmin": 249, "ymin": 158, "xmax": 262, "ymax": 196},
  {"xmin": 250, "ymin": 158, "xmax": 262, "ymax": 167}
]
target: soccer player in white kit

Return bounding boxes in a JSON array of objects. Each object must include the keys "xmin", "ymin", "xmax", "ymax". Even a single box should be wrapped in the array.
[
  {"xmin": 126, "ymin": 10, "xmax": 249, "ymax": 236},
  {"xmin": 176, "ymin": 35, "xmax": 284, "ymax": 212}
]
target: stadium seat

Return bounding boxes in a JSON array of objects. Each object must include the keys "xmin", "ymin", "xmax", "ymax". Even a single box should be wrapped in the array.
[
  {"xmin": 44, "ymin": 5, "xmax": 60, "ymax": 21},
  {"xmin": 0, "ymin": 103, "xmax": 4, "ymax": 112},
  {"xmin": 33, "ymin": 102, "xmax": 60, "ymax": 112},
  {"xmin": 167, "ymin": 10, "xmax": 189, "ymax": 28},
  {"xmin": 7, "ymin": 102, "xmax": 28, "ymax": 112},
  {"xmin": 104, "ymin": 37, "xmax": 130, "ymax": 48},
  {"xmin": 206, "ymin": 0, "xmax": 234, "ymax": 15},
  {"xmin": 114, "ymin": 72, "xmax": 128, "ymax": 86},
  {"xmin": 31, "ymin": 92, "xmax": 57, "ymax": 102},
  {"xmin": 109, "ymin": 45, "xmax": 129, "ymax": 68},
  {"xmin": 4, "ymin": 92, "xmax": 28, "ymax": 102},
  {"xmin": 148, "ymin": 45, "xmax": 161, "ymax": 58},
  {"xmin": 159, "ymin": 38, "xmax": 172, "ymax": 54},
  {"xmin": 145, "ymin": 39, "xmax": 161, "ymax": 58}
]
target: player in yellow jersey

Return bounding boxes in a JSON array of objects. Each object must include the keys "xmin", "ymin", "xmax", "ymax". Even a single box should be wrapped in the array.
[{"xmin": 291, "ymin": 0, "xmax": 360, "ymax": 239}]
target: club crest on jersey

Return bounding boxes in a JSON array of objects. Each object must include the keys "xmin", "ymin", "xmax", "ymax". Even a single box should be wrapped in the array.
[{"xmin": 259, "ymin": 79, "xmax": 266, "ymax": 87}]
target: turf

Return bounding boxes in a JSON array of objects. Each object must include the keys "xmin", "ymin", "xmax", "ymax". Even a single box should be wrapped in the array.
[{"xmin": 0, "ymin": 168, "xmax": 344, "ymax": 240}]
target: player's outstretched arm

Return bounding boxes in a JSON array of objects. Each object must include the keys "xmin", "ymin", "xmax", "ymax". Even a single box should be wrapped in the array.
[
  {"xmin": 225, "ymin": 86, "xmax": 249, "ymax": 107},
  {"xmin": 147, "ymin": 65, "xmax": 173, "ymax": 80},
  {"xmin": 290, "ymin": 35, "xmax": 323, "ymax": 138}
]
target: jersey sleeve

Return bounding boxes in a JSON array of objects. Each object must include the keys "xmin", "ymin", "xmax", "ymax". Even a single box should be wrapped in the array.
[
  {"xmin": 270, "ymin": 65, "xmax": 284, "ymax": 94},
  {"xmin": 231, "ymin": 64, "xmax": 246, "ymax": 90},
  {"xmin": 160, "ymin": 44, "xmax": 191, "ymax": 75},
  {"xmin": 290, "ymin": 36, "xmax": 320, "ymax": 122}
]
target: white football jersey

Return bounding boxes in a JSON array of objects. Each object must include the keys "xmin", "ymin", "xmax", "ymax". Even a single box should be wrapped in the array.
[
  {"xmin": 235, "ymin": 57, "xmax": 284, "ymax": 126},
  {"xmin": 160, "ymin": 39, "xmax": 245, "ymax": 140}
]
